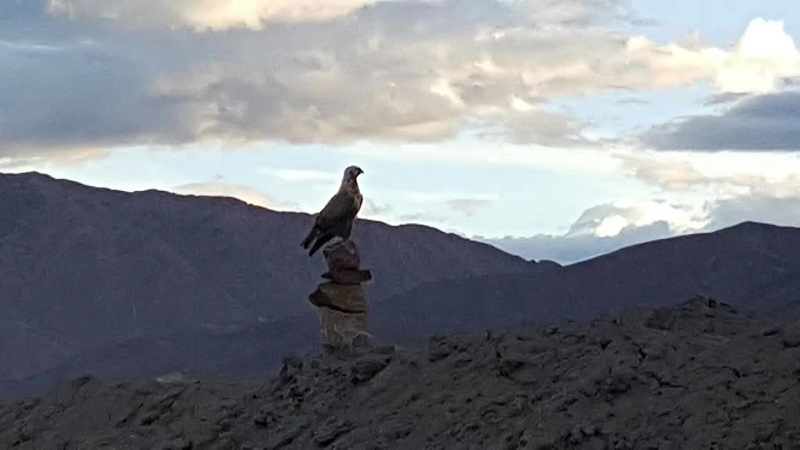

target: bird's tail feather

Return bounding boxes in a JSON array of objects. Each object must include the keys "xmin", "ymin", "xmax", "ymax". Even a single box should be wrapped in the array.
[
  {"xmin": 308, "ymin": 233, "xmax": 333, "ymax": 256},
  {"xmin": 301, "ymin": 227, "xmax": 318, "ymax": 249}
]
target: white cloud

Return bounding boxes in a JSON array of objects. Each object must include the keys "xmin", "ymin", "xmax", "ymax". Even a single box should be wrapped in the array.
[
  {"xmin": 481, "ymin": 180, "xmax": 800, "ymax": 264},
  {"xmin": 714, "ymin": 18, "xmax": 800, "ymax": 93},
  {"xmin": 259, "ymin": 168, "xmax": 341, "ymax": 184},
  {"xmin": 618, "ymin": 18, "xmax": 800, "ymax": 95},
  {"xmin": 621, "ymin": 151, "xmax": 800, "ymax": 196},
  {"xmin": 480, "ymin": 221, "xmax": 675, "ymax": 264},
  {"xmin": 360, "ymin": 198, "xmax": 392, "ymax": 217},
  {"xmin": 489, "ymin": 152, "xmax": 799, "ymax": 263},
  {"xmin": 446, "ymin": 198, "xmax": 492, "ymax": 217},
  {"xmin": 566, "ymin": 198, "xmax": 707, "ymax": 237},
  {"xmin": 172, "ymin": 178, "xmax": 278, "ymax": 209}
]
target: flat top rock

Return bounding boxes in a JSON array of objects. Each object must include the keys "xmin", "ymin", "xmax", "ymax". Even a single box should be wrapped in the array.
[
  {"xmin": 1, "ymin": 297, "xmax": 799, "ymax": 449},
  {"xmin": 323, "ymin": 240, "xmax": 361, "ymax": 271}
]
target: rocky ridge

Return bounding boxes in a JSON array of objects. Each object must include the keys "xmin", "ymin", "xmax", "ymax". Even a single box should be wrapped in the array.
[{"xmin": 2, "ymin": 297, "xmax": 800, "ymax": 449}]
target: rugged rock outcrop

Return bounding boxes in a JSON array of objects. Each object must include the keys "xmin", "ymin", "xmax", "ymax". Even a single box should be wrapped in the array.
[{"xmin": 2, "ymin": 296, "xmax": 799, "ymax": 449}]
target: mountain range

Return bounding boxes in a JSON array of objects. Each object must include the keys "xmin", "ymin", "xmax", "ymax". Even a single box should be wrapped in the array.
[
  {"xmin": 372, "ymin": 220, "xmax": 800, "ymax": 344},
  {"xmin": 0, "ymin": 172, "xmax": 538, "ymax": 384},
  {"xmin": 2, "ymin": 171, "xmax": 800, "ymax": 397}
]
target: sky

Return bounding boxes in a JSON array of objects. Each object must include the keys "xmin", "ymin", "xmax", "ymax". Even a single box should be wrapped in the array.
[{"xmin": 2, "ymin": 0, "xmax": 800, "ymax": 264}]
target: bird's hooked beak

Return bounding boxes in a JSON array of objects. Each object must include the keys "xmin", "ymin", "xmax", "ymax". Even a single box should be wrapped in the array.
[{"xmin": 356, "ymin": 167, "xmax": 364, "ymax": 176}]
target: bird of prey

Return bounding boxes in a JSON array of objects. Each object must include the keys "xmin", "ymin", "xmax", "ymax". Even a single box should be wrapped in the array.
[{"xmin": 301, "ymin": 165, "xmax": 364, "ymax": 256}]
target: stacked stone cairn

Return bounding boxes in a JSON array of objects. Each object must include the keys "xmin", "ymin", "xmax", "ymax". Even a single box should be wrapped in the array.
[{"xmin": 308, "ymin": 239, "xmax": 374, "ymax": 353}]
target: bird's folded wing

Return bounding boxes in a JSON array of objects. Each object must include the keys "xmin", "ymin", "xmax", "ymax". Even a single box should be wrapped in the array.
[{"xmin": 316, "ymin": 191, "xmax": 359, "ymax": 228}]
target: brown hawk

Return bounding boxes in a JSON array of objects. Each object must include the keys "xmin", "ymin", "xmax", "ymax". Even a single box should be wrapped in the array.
[{"xmin": 301, "ymin": 165, "xmax": 364, "ymax": 256}]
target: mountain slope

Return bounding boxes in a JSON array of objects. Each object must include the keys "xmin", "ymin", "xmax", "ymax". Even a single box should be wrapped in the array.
[
  {"xmin": 2, "ymin": 297, "xmax": 799, "ymax": 448},
  {"xmin": 9, "ymin": 217, "xmax": 800, "ymax": 397},
  {"xmin": 15, "ymin": 221, "xmax": 800, "ymax": 398},
  {"xmin": 0, "ymin": 172, "xmax": 536, "ymax": 379},
  {"xmin": 372, "ymin": 221, "xmax": 800, "ymax": 342}
]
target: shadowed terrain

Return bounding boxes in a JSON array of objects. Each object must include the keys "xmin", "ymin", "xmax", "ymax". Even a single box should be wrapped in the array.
[
  {"xmin": 2, "ymin": 297, "xmax": 799, "ymax": 449},
  {"xmin": 373, "ymin": 221, "xmax": 800, "ymax": 344}
]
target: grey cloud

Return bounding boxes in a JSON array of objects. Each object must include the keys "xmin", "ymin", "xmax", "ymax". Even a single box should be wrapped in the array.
[
  {"xmin": 705, "ymin": 195, "xmax": 800, "ymax": 231},
  {"xmin": 642, "ymin": 91, "xmax": 800, "ymax": 151},
  {"xmin": 702, "ymin": 91, "xmax": 749, "ymax": 106},
  {"xmin": 1, "ymin": 0, "xmax": 703, "ymax": 161}
]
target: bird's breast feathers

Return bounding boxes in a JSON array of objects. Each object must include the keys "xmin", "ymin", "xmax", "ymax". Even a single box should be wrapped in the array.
[{"xmin": 354, "ymin": 191, "xmax": 363, "ymax": 212}]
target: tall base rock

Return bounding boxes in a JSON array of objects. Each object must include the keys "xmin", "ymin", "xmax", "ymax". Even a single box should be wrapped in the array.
[{"xmin": 308, "ymin": 239, "xmax": 374, "ymax": 354}]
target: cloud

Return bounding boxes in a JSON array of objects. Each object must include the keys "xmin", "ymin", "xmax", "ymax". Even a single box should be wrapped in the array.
[
  {"xmin": 641, "ymin": 91, "xmax": 800, "ymax": 151},
  {"xmin": 478, "ymin": 197, "xmax": 706, "ymax": 263},
  {"xmin": 361, "ymin": 198, "xmax": 392, "ymax": 217},
  {"xmin": 702, "ymin": 91, "xmax": 749, "ymax": 106},
  {"xmin": 361, "ymin": 191, "xmax": 494, "ymax": 224},
  {"xmin": 705, "ymin": 194, "xmax": 800, "ymax": 230},
  {"xmin": 343, "ymin": 141, "xmax": 622, "ymax": 173},
  {"xmin": 4, "ymin": 3, "xmax": 800, "ymax": 162},
  {"xmin": 47, "ymin": 0, "xmax": 631, "ymax": 30},
  {"xmin": 46, "ymin": 0, "xmax": 380, "ymax": 29},
  {"xmin": 712, "ymin": 18, "xmax": 800, "ymax": 94},
  {"xmin": 481, "ymin": 164, "xmax": 800, "ymax": 264},
  {"xmin": 172, "ymin": 178, "xmax": 280, "ymax": 209},
  {"xmin": 701, "ymin": 172, "xmax": 800, "ymax": 229},
  {"xmin": 619, "ymin": 155, "xmax": 709, "ymax": 190},
  {"xmin": 565, "ymin": 199, "xmax": 706, "ymax": 237},
  {"xmin": 616, "ymin": 96, "xmax": 649, "ymax": 105},
  {"xmin": 259, "ymin": 168, "xmax": 340, "ymax": 184},
  {"xmin": 518, "ymin": 0, "xmax": 631, "ymax": 26},
  {"xmin": 396, "ymin": 212, "xmax": 449, "ymax": 223},
  {"xmin": 481, "ymin": 221, "xmax": 675, "ymax": 264},
  {"xmin": 485, "ymin": 190, "xmax": 800, "ymax": 264},
  {"xmin": 619, "ymin": 151, "xmax": 800, "ymax": 196},
  {"xmin": 446, "ymin": 198, "xmax": 492, "ymax": 217}
]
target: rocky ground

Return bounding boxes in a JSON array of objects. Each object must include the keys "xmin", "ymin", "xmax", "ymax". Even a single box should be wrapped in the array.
[{"xmin": 2, "ymin": 296, "xmax": 800, "ymax": 449}]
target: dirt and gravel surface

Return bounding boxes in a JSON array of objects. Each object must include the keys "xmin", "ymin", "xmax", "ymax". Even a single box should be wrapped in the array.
[{"xmin": 2, "ymin": 296, "xmax": 800, "ymax": 449}]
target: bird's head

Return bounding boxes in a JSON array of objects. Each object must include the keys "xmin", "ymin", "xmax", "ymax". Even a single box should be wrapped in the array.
[{"xmin": 343, "ymin": 165, "xmax": 364, "ymax": 180}]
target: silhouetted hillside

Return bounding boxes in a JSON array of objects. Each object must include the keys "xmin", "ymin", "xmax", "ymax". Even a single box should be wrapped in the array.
[
  {"xmin": 372, "ymin": 222, "xmax": 800, "ymax": 343},
  {"xmin": 0, "ymin": 172, "xmax": 536, "ymax": 380},
  {"xmin": 2, "ymin": 297, "xmax": 799, "ymax": 448},
  {"xmin": 14, "ymin": 221, "xmax": 800, "ymax": 399},
  {"xmin": 7, "ymin": 315, "xmax": 319, "ymax": 398},
  {"xmin": 6, "ymin": 172, "xmax": 800, "ymax": 400}
]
